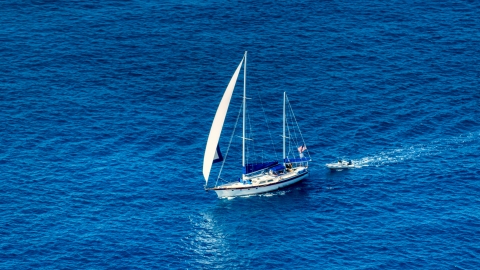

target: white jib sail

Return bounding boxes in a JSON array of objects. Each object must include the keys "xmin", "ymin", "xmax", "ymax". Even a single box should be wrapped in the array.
[{"xmin": 203, "ymin": 56, "xmax": 245, "ymax": 185}]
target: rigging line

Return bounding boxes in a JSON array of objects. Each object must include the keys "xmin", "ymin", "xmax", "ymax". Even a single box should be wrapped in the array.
[
  {"xmin": 245, "ymin": 112, "xmax": 253, "ymax": 167},
  {"xmin": 285, "ymin": 97, "xmax": 301, "ymax": 160},
  {"xmin": 216, "ymin": 102, "xmax": 243, "ymax": 187},
  {"xmin": 290, "ymin": 118, "xmax": 299, "ymax": 159},
  {"xmin": 290, "ymin": 107, "xmax": 301, "ymax": 152},
  {"xmin": 286, "ymin": 94, "xmax": 311, "ymax": 159},
  {"xmin": 286, "ymin": 114, "xmax": 296, "ymax": 159},
  {"xmin": 247, "ymin": 111, "xmax": 258, "ymax": 164},
  {"xmin": 286, "ymin": 96, "xmax": 300, "ymax": 148},
  {"xmin": 285, "ymin": 100, "xmax": 292, "ymax": 157},
  {"xmin": 246, "ymin": 112, "xmax": 251, "ymax": 166},
  {"xmin": 292, "ymin": 113, "xmax": 303, "ymax": 158},
  {"xmin": 254, "ymin": 86, "xmax": 279, "ymax": 160},
  {"xmin": 217, "ymin": 177, "xmax": 230, "ymax": 184}
]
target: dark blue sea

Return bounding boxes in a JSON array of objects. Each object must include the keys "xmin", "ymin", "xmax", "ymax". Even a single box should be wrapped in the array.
[{"xmin": 1, "ymin": 0, "xmax": 480, "ymax": 269}]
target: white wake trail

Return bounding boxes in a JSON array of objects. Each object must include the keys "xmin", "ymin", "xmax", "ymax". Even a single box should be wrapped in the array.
[{"xmin": 353, "ymin": 131, "xmax": 480, "ymax": 168}]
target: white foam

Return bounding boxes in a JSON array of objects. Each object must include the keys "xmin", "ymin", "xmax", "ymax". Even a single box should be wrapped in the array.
[
  {"xmin": 353, "ymin": 131, "xmax": 480, "ymax": 168},
  {"xmin": 222, "ymin": 189, "xmax": 290, "ymax": 199}
]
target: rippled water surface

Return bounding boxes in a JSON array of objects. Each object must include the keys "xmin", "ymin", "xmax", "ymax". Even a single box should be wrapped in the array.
[{"xmin": 1, "ymin": 0, "xmax": 480, "ymax": 269}]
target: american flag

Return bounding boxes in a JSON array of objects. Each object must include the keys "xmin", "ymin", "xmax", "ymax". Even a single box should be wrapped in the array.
[{"xmin": 298, "ymin": 144, "xmax": 307, "ymax": 153}]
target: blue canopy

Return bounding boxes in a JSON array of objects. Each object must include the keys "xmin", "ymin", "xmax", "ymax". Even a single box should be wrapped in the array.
[
  {"xmin": 243, "ymin": 161, "xmax": 278, "ymax": 174},
  {"xmin": 284, "ymin": 157, "xmax": 311, "ymax": 163},
  {"xmin": 271, "ymin": 164, "xmax": 285, "ymax": 171}
]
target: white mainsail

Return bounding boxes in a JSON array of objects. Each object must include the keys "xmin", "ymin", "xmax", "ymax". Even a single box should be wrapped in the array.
[{"xmin": 203, "ymin": 56, "xmax": 245, "ymax": 185}]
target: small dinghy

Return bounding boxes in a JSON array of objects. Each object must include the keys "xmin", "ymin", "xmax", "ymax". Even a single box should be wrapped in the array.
[{"xmin": 326, "ymin": 160, "xmax": 355, "ymax": 170}]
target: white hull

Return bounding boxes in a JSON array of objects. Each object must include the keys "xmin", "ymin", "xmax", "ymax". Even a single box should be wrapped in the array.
[
  {"xmin": 212, "ymin": 172, "xmax": 309, "ymax": 198},
  {"xmin": 326, "ymin": 164, "xmax": 355, "ymax": 170},
  {"xmin": 326, "ymin": 161, "xmax": 355, "ymax": 170}
]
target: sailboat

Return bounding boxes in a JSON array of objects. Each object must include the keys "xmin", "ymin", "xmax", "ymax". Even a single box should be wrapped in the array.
[{"xmin": 203, "ymin": 52, "xmax": 311, "ymax": 198}]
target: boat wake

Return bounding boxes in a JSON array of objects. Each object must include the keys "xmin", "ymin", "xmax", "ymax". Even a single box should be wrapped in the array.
[
  {"xmin": 223, "ymin": 189, "xmax": 296, "ymax": 199},
  {"xmin": 260, "ymin": 190, "xmax": 288, "ymax": 197},
  {"xmin": 353, "ymin": 132, "xmax": 480, "ymax": 168}
]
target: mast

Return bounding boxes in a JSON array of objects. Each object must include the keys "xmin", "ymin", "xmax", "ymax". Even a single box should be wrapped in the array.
[
  {"xmin": 283, "ymin": 91, "xmax": 286, "ymax": 165},
  {"xmin": 242, "ymin": 51, "xmax": 247, "ymax": 175}
]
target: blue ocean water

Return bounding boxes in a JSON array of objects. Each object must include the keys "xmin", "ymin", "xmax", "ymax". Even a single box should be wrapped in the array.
[{"xmin": 1, "ymin": 0, "xmax": 479, "ymax": 269}]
